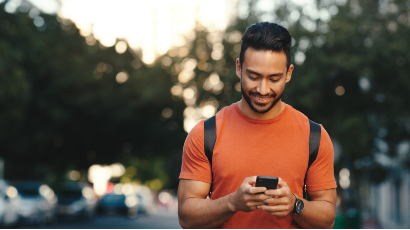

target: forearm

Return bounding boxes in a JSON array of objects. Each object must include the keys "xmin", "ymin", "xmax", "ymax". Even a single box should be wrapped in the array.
[
  {"xmin": 291, "ymin": 198, "xmax": 336, "ymax": 229},
  {"xmin": 178, "ymin": 194, "xmax": 236, "ymax": 228}
]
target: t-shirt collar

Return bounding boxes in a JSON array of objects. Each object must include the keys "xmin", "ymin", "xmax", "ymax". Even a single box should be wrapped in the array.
[{"xmin": 233, "ymin": 102, "xmax": 289, "ymax": 124}]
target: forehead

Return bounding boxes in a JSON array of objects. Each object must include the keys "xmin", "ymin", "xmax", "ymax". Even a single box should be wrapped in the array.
[{"xmin": 243, "ymin": 48, "xmax": 287, "ymax": 73}]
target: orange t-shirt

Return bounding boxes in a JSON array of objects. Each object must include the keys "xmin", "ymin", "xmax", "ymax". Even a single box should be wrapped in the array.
[{"xmin": 179, "ymin": 102, "xmax": 337, "ymax": 228}]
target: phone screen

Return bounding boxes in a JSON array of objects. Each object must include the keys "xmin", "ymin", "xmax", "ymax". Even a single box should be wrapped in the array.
[{"xmin": 255, "ymin": 176, "xmax": 278, "ymax": 190}]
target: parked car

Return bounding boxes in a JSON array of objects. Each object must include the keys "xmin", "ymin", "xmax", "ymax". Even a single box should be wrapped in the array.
[
  {"xmin": 97, "ymin": 184, "xmax": 139, "ymax": 219},
  {"xmin": 0, "ymin": 179, "xmax": 21, "ymax": 228},
  {"xmin": 55, "ymin": 182, "xmax": 97, "ymax": 220},
  {"xmin": 11, "ymin": 181, "xmax": 58, "ymax": 225}
]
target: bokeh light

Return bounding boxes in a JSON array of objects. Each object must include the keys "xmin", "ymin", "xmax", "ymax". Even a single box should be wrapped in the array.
[
  {"xmin": 171, "ymin": 84, "xmax": 183, "ymax": 96},
  {"xmin": 335, "ymin": 86, "xmax": 345, "ymax": 96},
  {"xmin": 6, "ymin": 186, "xmax": 18, "ymax": 198},
  {"xmin": 294, "ymin": 51, "xmax": 306, "ymax": 65},
  {"xmin": 125, "ymin": 195, "xmax": 138, "ymax": 207},
  {"xmin": 158, "ymin": 191, "xmax": 172, "ymax": 205},
  {"xmin": 68, "ymin": 170, "xmax": 81, "ymax": 181},
  {"xmin": 115, "ymin": 41, "xmax": 128, "ymax": 54},
  {"xmin": 116, "ymin": 71, "xmax": 129, "ymax": 84},
  {"xmin": 110, "ymin": 163, "xmax": 126, "ymax": 177},
  {"xmin": 183, "ymin": 88, "xmax": 195, "ymax": 100},
  {"xmin": 201, "ymin": 104, "xmax": 216, "ymax": 118},
  {"xmin": 339, "ymin": 168, "xmax": 350, "ymax": 189},
  {"xmin": 162, "ymin": 108, "xmax": 173, "ymax": 118}
]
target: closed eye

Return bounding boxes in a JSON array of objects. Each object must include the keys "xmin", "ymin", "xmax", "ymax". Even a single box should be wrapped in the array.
[{"xmin": 248, "ymin": 75, "xmax": 258, "ymax": 80}]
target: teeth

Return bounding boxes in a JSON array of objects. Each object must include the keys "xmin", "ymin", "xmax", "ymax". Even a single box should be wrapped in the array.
[{"xmin": 256, "ymin": 96, "xmax": 268, "ymax": 101}]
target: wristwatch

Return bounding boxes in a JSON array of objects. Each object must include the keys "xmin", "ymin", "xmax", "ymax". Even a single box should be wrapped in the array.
[{"xmin": 291, "ymin": 194, "xmax": 304, "ymax": 215}]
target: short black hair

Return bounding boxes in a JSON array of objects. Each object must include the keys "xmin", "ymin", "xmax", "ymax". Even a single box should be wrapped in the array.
[{"xmin": 239, "ymin": 22, "xmax": 292, "ymax": 69}]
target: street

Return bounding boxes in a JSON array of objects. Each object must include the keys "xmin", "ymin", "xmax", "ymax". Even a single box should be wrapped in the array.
[{"xmin": 19, "ymin": 210, "xmax": 181, "ymax": 229}]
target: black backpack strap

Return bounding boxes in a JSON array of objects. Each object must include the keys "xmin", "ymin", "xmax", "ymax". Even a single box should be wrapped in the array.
[
  {"xmin": 204, "ymin": 115, "xmax": 216, "ymax": 197},
  {"xmin": 304, "ymin": 119, "xmax": 321, "ymax": 200}
]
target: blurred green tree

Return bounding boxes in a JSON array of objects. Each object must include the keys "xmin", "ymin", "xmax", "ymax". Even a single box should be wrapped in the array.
[{"xmin": 0, "ymin": 3, "xmax": 187, "ymax": 189}]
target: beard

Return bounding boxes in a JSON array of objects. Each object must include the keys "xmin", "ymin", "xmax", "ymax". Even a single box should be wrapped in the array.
[{"xmin": 241, "ymin": 78, "xmax": 284, "ymax": 114}]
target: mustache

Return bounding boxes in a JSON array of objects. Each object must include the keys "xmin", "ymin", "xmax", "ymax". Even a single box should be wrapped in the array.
[{"xmin": 249, "ymin": 91, "xmax": 276, "ymax": 98}]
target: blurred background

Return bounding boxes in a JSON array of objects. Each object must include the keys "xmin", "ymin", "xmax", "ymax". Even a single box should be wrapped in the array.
[{"xmin": 0, "ymin": 0, "xmax": 409, "ymax": 228}]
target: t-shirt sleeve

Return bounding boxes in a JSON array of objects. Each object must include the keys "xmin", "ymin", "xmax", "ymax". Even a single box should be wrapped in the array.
[
  {"xmin": 179, "ymin": 120, "xmax": 212, "ymax": 183},
  {"xmin": 306, "ymin": 125, "xmax": 337, "ymax": 191}
]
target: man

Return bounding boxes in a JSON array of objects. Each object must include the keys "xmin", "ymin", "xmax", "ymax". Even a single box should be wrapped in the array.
[{"xmin": 178, "ymin": 22, "xmax": 337, "ymax": 228}]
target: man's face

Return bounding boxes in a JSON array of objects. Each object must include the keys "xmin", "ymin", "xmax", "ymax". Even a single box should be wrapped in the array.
[{"xmin": 236, "ymin": 48, "xmax": 293, "ymax": 115}]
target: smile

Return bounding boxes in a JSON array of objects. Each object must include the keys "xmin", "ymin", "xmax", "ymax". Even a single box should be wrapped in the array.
[
  {"xmin": 255, "ymin": 96, "xmax": 269, "ymax": 101},
  {"xmin": 253, "ymin": 95, "xmax": 272, "ymax": 105}
]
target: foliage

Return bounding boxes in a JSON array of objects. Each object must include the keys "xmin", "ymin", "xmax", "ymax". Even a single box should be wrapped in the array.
[{"xmin": 0, "ymin": 3, "xmax": 186, "ymax": 188}]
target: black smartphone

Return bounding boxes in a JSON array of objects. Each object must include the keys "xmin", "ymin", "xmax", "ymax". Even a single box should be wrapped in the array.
[{"xmin": 255, "ymin": 176, "xmax": 278, "ymax": 190}]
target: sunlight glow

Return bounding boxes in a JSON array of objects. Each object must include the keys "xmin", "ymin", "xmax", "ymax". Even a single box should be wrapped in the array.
[
  {"xmin": 27, "ymin": 0, "xmax": 59, "ymax": 14},
  {"xmin": 58, "ymin": 0, "xmax": 236, "ymax": 65}
]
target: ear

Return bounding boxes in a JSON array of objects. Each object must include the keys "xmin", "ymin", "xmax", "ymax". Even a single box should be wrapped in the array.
[
  {"xmin": 285, "ymin": 64, "xmax": 294, "ymax": 83},
  {"xmin": 236, "ymin": 58, "xmax": 242, "ymax": 79}
]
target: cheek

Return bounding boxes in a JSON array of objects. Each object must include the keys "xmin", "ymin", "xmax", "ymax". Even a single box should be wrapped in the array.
[
  {"xmin": 242, "ymin": 78, "xmax": 257, "ymax": 90},
  {"xmin": 275, "ymin": 83, "xmax": 286, "ymax": 94},
  {"xmin": 273, "ymin": 79, "xmax": 287, "ymax": 90}
]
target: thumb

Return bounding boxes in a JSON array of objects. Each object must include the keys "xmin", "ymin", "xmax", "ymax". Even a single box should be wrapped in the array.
[
  {"xmin": 245, "ymin": 176, "xmax": 257, "ymax": 185},
  {"xmin": 277, "ymin": 177, "xmax": 288, "ymax": 188}
]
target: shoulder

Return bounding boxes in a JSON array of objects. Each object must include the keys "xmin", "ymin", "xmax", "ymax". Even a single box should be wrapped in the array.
[
  {"xmin": 285, "ymin": 104, "xmax": 310, "ymax": 122},
  {"xmin": 311, "ymin": 125, "xmax": 334, "ymax": 170},
  {"xmin": 181, "ymin": 119, "xmax": 212, "ymax": 183},
  {"xmin": 285, "ymin": 105, "xmax": 334, "ymax": 164},
  {"xmin": 281, "ymin": 104, "xmax": 311, "ymax": 133},
  {"xmin": 216, "ymin": 103, "xmax": 235, "ymax": 119},
  {"xmin": 185, "ymin": 104, "xmax": 232, "ymax": 138},
  {"xmin": 318, "ymin": 125, "xmax": 333, "ymax": 156},
  {"xmin": 306, "ymin": 124, "xmax": 337, "ymax": 191},
  {"xmin": 184, "ymin": 103, "xmax": 236, "ymax": 149},
  {"xmin": 184, "ymin": 120, "xmax": 205, "ymax": 151}
]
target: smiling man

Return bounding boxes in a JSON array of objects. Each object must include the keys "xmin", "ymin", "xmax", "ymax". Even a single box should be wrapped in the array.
[{"xmin": 178, "ymin": 22, "xmax": 337, "ymax": 229}]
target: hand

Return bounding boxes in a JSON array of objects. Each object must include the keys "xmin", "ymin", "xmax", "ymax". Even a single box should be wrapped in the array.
[
  {"xmin": 229, "ymin": 176, "xmax": 271, "ymax": 212},
  {"xmin": 257, "ymin": 177, "xmax": 296, "ymax": 217}
]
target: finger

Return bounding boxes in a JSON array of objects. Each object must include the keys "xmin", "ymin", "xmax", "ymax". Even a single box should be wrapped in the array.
[
  {"xmin": 265, "ymin": 187, "xmax": 285, "ymax": 197},
  {"xmin": 248, "ymin": 186, "xmax": 267, "ymax": 195},
  {"xmin": 257, "ymin": 204, "xmax": 289, "ymax": 213},
  {"xmin": 262, "ymin": 197, "xmax": 289, "ymax": 205},
  {"xmin": 245, "ymin": 176, "xmax": 257, "ymax": 185},
  {"xmin": 277, "ymin": 177, "xmax": 288, "ymax": 188},
  {"xmin": 245, "ymin": 201, "xmax": 267, "ymax": 207},
  {"xmin": 240, "ymin": 177, "xmax": 258, "ymax": 194},
  {"xmin": 244, "ymin": 193, "xmax": 270, "ymax": 203}
]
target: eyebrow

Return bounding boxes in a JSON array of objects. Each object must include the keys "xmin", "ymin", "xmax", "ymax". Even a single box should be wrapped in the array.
[{"xmin": 245, "ymin": 69, "xmax": 284, "ymax": 77}]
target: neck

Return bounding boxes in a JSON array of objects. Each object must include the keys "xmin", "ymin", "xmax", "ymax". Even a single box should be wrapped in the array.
[{"xmin": 238, "ymin": 99, "xmax": 285, "ymax": 120}]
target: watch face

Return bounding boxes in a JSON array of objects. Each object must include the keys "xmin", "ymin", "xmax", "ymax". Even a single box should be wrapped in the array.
[{"xmin": 296, "ymin": 200, "xmax": 304, "ymax": 214}]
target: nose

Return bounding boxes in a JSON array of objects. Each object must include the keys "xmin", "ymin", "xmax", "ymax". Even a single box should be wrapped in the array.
[{"xmin": 256, "ymin": 79, "xmax": 270, "ymax": 96}]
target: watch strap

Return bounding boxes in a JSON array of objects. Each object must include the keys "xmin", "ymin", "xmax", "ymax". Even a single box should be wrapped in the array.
[{"xmin": 291, "ymin": 193, "xmax": 298, "ymax": 214}]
